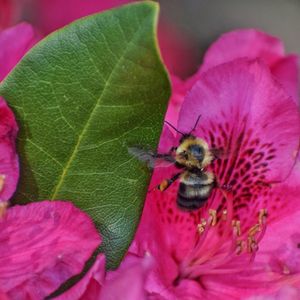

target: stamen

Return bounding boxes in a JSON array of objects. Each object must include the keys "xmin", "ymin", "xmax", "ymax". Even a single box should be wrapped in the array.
[
  {"xmin": 247, "ymin": 236, "xmax": 258, "ymax": 253},
  {"xmin": 209, "ymin": 209, "xmax": 217, "ymax": 226},
  {"xmin": 178, "ymin": 199, "xmax": 268, "ymax": 283},
  {"xmin": 222, "ymin": 209, "xmax": 227, "ymax": 221},
  {"xmin": 232, "ymin": 220, "xmax": 241, "ymax": 236},
  {"xmin": 256, "ymin": 211, "xmax": 268, "ymax": 243},
  {"xmin": 197, "ymin": 219, "xmax": 207, "ymax": 234},
  {"xmin": 236, "ymin": 240, "xmax": 244, "ymax": 255},
  {"xmin": 248, "ymin": 224, "xmax": 260, "ymax": 237},
  {"xmin": 259, "ymin": 209, "xmax": 268, "ymax": 225}
]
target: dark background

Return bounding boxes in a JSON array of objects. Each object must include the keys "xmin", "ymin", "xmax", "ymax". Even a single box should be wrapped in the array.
[{"xmin": 158, "ymin": 0, "xmax": 300, "ymax": 77}]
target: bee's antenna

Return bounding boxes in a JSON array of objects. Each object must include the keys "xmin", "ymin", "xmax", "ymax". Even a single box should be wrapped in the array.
[
  {"xmin": 164, "ymin": 120, "xmax": 185, "ymax": 136},
  {"xmin": 189, "ymin": 114, "xmax": 201, "ymax": 134}
]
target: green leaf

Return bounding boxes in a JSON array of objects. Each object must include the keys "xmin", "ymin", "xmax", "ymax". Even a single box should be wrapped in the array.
[{"xmin": 0, "ymin": 1, "xmax": 170, "ymax": 268}]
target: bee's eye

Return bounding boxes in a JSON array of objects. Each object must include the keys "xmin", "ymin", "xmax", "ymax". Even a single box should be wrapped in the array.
[{"xmin": 189, "ymin": 145, "xmax": 204, "ymax": 162}]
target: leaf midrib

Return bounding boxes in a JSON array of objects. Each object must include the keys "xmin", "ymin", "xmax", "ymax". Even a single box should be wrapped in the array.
[{"xmin": 50, "ymin": 13, "xmax": 151, "ymax": 200}]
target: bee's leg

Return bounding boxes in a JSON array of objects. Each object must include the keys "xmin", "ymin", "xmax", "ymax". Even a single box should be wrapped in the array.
[
  {"xmin": 168, "ymin": 146, "xmax": 177, "ymax": 154},
  {"xmin": 149, "ymin": 173, "xmax": 181, "ymax": 193},
  {"xmin": 158, "ymin": 173, "xmax": 181, "ymax": 192},
  {"xmin": 153, "ymin": 147, "xmax": 176, "ymax": 160}
]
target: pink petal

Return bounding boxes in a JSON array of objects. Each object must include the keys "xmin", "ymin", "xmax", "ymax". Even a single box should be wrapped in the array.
[
  {"xmin": 132, "ymin": 178, "xmax": 194, "ymax": 289},
  {"xmin": 55, "ymin": 254, "xmax": 105, "ymax": 300},
  {"xmin": 36, "ymin": 0, "xmax": 132, "ymax": 35},
  {"xmin": 0, "ymin": 290, "xmax": 9, "ymax": 300},
  {"xmin": 0, "ymin": 22, "xmax": 39, "ymax": 81},
  {"xmin": 200, "ymin": 29, "xmax": 284, "ymax": 73},
  {"xmin": 100, "ymin": 254, "xmax": 153, "ymax": 300},
  {"xmin": 164, "ymin": 76, "xmax": 187, "ymax": 128},
  {"xmin": 257, "ymin": 209, "xmax": 300, "ymax": 276},
  {"xmin": 0, "ymin": 98, "xmax": 18, "ymax": 202},
  {"xmin": 0, "ymin": 0, "xmax": 19, "ymax": 29},
  {"xmin": 179, "ymin": 59, "xmax": 300, "ymax": 222},
  {"xmin": 187, "ymin": 29, "xmax": 300, "ymax": 105},
  {"xmin": 158, "ymin": 21, "xmax": 199, "ymax": 78},
  {"xmin": 247, "ymin": 286, "xmax": 300, "ymax": 300},
  {"xmin": 0, "ymin": 201, "xmax": 101, "ymax": 299},
  {"xmin": 271, "ymin": 55, "xmax": 299, "ymax": 105}
]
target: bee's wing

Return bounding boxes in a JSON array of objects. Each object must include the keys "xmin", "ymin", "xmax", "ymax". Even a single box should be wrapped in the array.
[
  {"xmin": 211, "ymin": 148, "xmax": 230, "ymax": 159},
  {"xmin": 128, "ymin": 147, "xmax": 175, "ymax": 169}
]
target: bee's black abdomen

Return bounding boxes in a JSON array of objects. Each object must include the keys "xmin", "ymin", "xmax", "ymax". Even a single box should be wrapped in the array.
[
  {"xmin": 177, "ymin": 181, "xmax": 213, "ymax": 211},
  {"xmin": 177, "ymin": 194, "xmax": 208, "ymax": 211}
]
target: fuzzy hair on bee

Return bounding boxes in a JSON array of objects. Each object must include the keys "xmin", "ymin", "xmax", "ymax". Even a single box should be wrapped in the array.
[
  {"xmin": 175, "ymin": 134, "xmax": 214, "ymax": 169},
  {"xmin": 129, "ymin": 116, "xmax": 226, "ymax": 212}
]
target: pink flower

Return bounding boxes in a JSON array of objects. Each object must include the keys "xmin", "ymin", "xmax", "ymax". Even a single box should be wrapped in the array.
[
  {"xmin": 0, "ymin": 22, "xmax": 39, "ymax": 214},
  {"xmin": 128, "ymin": 30, "xmax": 300, "ymax": 299},
  {"xmin": 0, "ymin": 22, "xmax": 39, "ymax": 81},
  {"xmin": 54, "ymin": 253, "xmax": 152, "ymax": 300},
  {"xmin": 0, "ymin": 201, "xmax": 101, "ymax": 299},
  {"xmin": 188, "ymin": 29, "xmax": 299, "ymax": 104}
]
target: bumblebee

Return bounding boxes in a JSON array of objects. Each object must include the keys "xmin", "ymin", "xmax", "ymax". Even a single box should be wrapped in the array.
[{"xmin": 129, "ymin": 116, "xmax": 226, "ymax": 211}]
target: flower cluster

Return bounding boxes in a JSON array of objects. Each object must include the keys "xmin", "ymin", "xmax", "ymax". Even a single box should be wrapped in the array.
[
  {"xmin": 130, "ymin": 29, "xmax": 300, "ymax": 300},
  {"xmin": 0, "ymin": 2, "xmax": 300, "ymax": 300}
]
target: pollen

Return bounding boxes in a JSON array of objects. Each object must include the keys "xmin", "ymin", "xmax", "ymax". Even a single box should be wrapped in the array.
[
  {"xmin": 247, "ymin": 236, "xmax": 258, "ymax": 253},
  {"xmin": 248, "ymin": 224, "xmax": 260, "ymax": 237},
  {"xmin": 197, "ymin": 219, "xmax": 207, "ymax": 234},
  {"xmin": 222, "ymin": 209, "xmax": 228, "ymax": 221},
  {"xmin": 208, "ymin": 209, "xmax": 217, "ymax": 226},
  {"xmin": 259, "ymin": 208, "xmax": 268, "ymax": 225},
  {"xmin": 236, "ymin": 240, "xmax": 244, "ymax": 255},
  {"xmin": 0, "ymin": 174, "xmax": 6, "ymax": 192},
  {"xmin": 245, "ymin": 209, "xmax": 268, "ymax": 254},
  {"xmin": 232, "ymin": 220, "xmax": 241, "ymax": 236},
  {"xmin": 178, "ymin": 192, "xmax": 269, "ymax": 282}
]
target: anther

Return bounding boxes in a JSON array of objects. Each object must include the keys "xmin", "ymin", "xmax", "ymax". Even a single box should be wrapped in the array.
[
  {"xmin": 197, "ymin": 219, "xmax": 207, "ymax": 234},
  {"xmin": 236, "ymin": 240, "xmax": 244, "ymax": 255},
  {"xmin": 232, "ymin": 220, "xmax": 241, "ymax": 236},
  {"xmin": 248, "ymin": 224, "xmax": 260, "ymax": 237},
  {"xmin": 222, "ymin": 209, "xmax": 228, "ymax": 221},
  {"xmin": 247, "ymin": 236, "xmax": 258, "ymax": 253},
  {"xmin": 258, "ymin": 209, "xmax": 268, "ymax": 225},
  {"xmin": 0, "ymin": 175, "xmax": 6, "ymax": 192},
  {"xmin": 208, "ymin": 209, "xmax": 217, "ymax": 226}
]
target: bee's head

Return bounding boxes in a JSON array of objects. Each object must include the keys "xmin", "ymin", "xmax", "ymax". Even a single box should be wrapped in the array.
[{"xmin": 176, "ymin": 136, "xmax": 213, "ymax": 169}]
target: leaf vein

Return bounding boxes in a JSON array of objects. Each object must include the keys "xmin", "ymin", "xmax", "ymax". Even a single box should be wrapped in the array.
[{"xmin": 50, "ymin": 16, "xmax": 151, "ymax": 199}]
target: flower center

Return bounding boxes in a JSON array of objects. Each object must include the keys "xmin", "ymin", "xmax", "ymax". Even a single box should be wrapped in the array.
[{"xmin": 175, "ymin": 190, "xmax": 268, "ymax": 283}]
